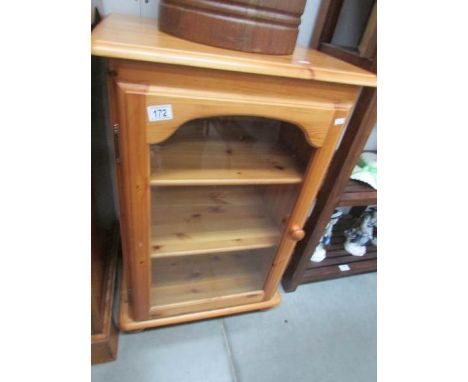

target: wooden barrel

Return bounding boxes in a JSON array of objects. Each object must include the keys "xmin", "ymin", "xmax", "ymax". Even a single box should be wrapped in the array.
[{"xmin": 158, "ymin": 0, "xmax": 307, "ymax": 55}]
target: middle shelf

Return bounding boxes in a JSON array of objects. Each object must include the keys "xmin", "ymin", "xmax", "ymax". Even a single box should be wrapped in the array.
[
  {"xmin": 150, "ymin": 139, "xmax": 304, "ymax": 186},
  {"xmin": 151, "ymin": 185, "xmax": 298, "ymax": 258}
]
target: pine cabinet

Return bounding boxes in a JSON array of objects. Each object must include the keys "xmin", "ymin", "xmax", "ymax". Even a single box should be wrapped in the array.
[{"xmin": 91, "ymin": 14, "xmax": 376, "ymax": 330}]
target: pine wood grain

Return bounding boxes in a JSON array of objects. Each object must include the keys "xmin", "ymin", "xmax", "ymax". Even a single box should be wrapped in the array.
[
  {"xmin": 150, "ymin": 292, "xmax": 265, "ymax": 319},
  {"xmin": 113, "ymin": 88, "xmax": 151, "ymax": 320},
  {"xmin": 109, "ymin": 63, "xmax": 355, "ymax": 322},
  {"xmin": 96, "ymin": 15, "xmax": 371, "ymax": 325},
  {"xmin": 92, "ymin": 14, "xmax": 376, "ymax": 87},
  {"xmin": 263, "ymin": 108, "xmax": 350, "ymax": 298},
  {"xmin": 150, "ymin": 248, "xmax": 274, "ymax": 316},
  {"xmin": 112, "ymin": 60, "xmax": 359, "ymax": 147},
  {"xmin": 150, "ymin": 138, "xmax": 304, "ymax": 186},
  {"xmin": 120, "ymin": 268, "xmax": 281, "ymax": 330},
  {"xmin": 151, "ymin": 187, "xmax": 282, "ymax": 257}
]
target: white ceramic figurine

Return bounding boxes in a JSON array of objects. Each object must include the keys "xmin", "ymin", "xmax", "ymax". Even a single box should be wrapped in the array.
[
  {"xmin": 344, "ymin": 207, "xmax": 377, "ymax": 256},
  {"xmin": 311, "ymin": 209, "xmax": 343, "ymax": 262}
]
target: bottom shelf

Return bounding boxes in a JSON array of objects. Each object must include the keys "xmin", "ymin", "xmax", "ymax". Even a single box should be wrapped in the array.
[
  {"xmin": 303, "ymin": 259, "xmax": 377, "ymax": 283},
  {"xmin": 301, "ymin": 214, "xmax": 377, "ymax": 283},
  {"xmin": 120, "ymin": 277, "xmax": 281, "ymax": 331},
  {"xmin": 150, "ymin": 248, "xmax": 275, "ymax": 317}
]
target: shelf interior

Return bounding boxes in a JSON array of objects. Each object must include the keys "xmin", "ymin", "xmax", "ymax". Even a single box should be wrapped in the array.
[
  {"xmin": 150, "ymin": 117, "xmax": 310, "ymax": 186},
  {"xmin": 148, "ymin": 116, "xmax": 308, "ymax": 316},
  {"xmin": 150, "ymin": 248, "xmax": 275, "ymax": 311},
  {"xmin": 151, "ymin": 185, "xmax": 298, "ymax": 258}
]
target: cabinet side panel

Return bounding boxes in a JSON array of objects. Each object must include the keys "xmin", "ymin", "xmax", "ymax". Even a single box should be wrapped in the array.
[
  {"xmin": 106, "ymin": 66, "xmax": 132, "ymax": 300},
  {"xmin": 114, "ymin": 85, "xmax": 151, "ymax": 320}
]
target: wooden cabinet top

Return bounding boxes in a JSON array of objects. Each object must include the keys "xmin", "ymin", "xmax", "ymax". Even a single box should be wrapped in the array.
[{"xmin": 91, "ymin": 14, "xmax": 376, "ymax": 87}]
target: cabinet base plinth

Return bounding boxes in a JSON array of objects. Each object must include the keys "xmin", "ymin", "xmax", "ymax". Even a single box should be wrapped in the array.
[{"xmin": 119, "ymin": 290, "xmax": 281, "ymax": 332}]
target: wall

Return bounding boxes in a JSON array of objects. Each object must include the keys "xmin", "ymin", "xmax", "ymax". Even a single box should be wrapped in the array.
[{"xmin": 92, "ymin": 0, "xmax": 156, "ymax": 18}]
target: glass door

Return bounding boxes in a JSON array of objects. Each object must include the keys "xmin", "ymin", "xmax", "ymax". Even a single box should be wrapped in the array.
[{"xmin": 149, "ymin": 116, "xmax": 312, "ymax": 318}]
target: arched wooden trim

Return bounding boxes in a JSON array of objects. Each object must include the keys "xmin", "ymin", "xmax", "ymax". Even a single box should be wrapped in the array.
[
  {"xmin": 117, "ymin": 80, "xmax": 355, "ymax": 149},
  {"xmin": 147, "ymin": 113, "xmax": 333, "ymax": 148},
  {"xmin": 143, "ymin": 98, "xmax": 345, "ymax": 148}
]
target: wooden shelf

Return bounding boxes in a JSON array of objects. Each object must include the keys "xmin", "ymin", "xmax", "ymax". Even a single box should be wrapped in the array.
[
  {"xmin": 308, "ymin": 246, "xmax": 377, "ymax": 268},
  {"xmin": 301, "ymin": 215, "xmax": 377, "ymax": 283},
  {"xmin": 150, "ymin": 248, "xmax": 274, "ymax": 317},
  {"xmin": 337, "ymin": 179, "xmax": 377, "ymax": 207},
  {"xmin": 120, "ymin": 275, "xmax": 281, "ymax": 330},
  {"xmin": 150, "ymin": 139, "xmax": 304, "ymax": 186},
  {"xmin": 303, "ymin": 259, "xmax": 376, "ymax": 283},
  {"xmin": 151, "ymin": 187, "xmax": 282, "ymax": 258}
]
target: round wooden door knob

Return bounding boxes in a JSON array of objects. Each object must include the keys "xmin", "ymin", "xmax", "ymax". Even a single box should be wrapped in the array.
[{"xmin": 290, "ymin": 225, "xmax": 305, "ymax": 241}]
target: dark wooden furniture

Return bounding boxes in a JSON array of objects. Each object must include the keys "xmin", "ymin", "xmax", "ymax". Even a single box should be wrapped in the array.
[
  {"xmin": 91, "ymin": 222, "xmax": 119, "ymax": 364},
  {"xmin": 158, "ymin": 0, "xmax": 307, "ymax": 54},
  {"xmin": 297, "ymin": 183, "xmax": 377, "ymax": 284},
  {"xmin": 310, "ymin": 0, "xmax": 376, "ymax": 73},
  {"xmin": 91, "ymin": 33, "xmax": 120, "ymax": 362},
  {"xmin": 282, "ymin": 0, "xmax": 377, "ymax": 291}
]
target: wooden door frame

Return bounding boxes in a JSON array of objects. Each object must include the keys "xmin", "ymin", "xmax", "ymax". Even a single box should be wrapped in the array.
[
  {"xmin": 108, "ymin": 75, "xmax": 152, "ymax": 321},
  {"xmin": 108, "ymin": 59, "xmax": 360, "ymax": 319},
  {"xmin": 263, "ymin": 107, "xmax": 352, "ymax": 299}
]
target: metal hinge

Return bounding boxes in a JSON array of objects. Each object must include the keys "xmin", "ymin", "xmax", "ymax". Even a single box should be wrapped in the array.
[{"xmin": 112, "ymin": 123, "xmax": 121, "ymax": 163}]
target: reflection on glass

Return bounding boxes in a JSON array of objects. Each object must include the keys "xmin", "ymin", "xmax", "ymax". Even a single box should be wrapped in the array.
[
  {"xmin": 151, "ymin": 249, "xmax": 275, "ymax": 310},
  {"xmin": 149, "ymin": 117, "xmax": 311, "ymax": 315},
  {"xmin": 150, "ymin": 116, "xmax": 311, "ymax": 185}
]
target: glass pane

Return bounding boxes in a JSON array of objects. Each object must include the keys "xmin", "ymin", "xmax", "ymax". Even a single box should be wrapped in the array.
[
  {"xmin": 151, "ymin": 248, "xmax": 275, "ymax": 312},
  {"xmin": 151, "ymin": 185, "xmax": 302, "ymax": 257},
  {"xmin": 149, "ymin": 117, "xmax": 311, "ymax": 315},
  {"xmin": 150, "ymin": 116, "xmax": 311, "ymax": 186}
]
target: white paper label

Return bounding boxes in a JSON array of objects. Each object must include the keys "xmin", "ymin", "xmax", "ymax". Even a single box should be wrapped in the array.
[
  {"xmin": 334, "ymin": 117, "xmax": 346, "ymax": 125},
  {"xmin": 339, "ymin": 264, "xmax": 351, "ymax": 272},
  {"xmin": 147, "ymin": 104, "xmax": 173, "ymax": 122}
]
